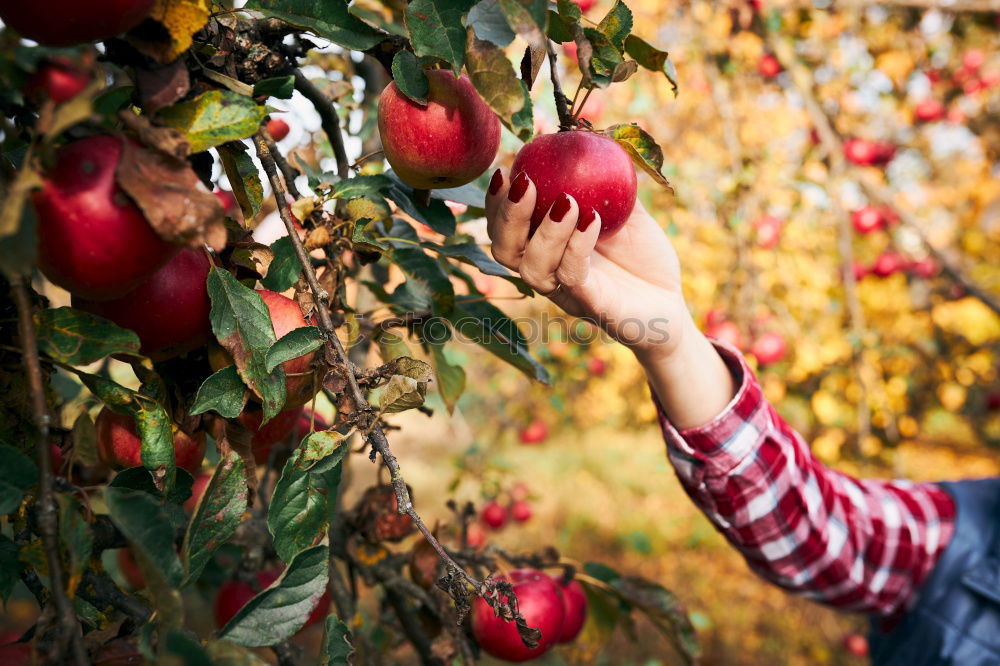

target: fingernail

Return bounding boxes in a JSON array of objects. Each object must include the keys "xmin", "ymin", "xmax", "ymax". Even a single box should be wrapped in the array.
[
  {"xmin": 508, "ymin": 172, "xmax": 530, "ymax": 203},
  {"xmin": 549, "ymin": 193, "xmax": 572, "ymax": 222},
  {"xmin": 488, "ymin": 169, "xmax": 503, "ymax": 195},
  {"xmin": 579, "ymin": 208, "xmax": 597, "ymax": 231}
]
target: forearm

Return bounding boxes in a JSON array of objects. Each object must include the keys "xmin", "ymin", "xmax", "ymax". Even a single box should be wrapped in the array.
[{"xmin": 636, "ymin": 316, "xmax": 736, "ymax": 430}]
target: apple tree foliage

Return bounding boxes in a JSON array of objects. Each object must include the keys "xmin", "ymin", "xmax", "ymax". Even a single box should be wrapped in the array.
[{"xmin": 0, "ymin": 0, "xmax": 697, "ymax": 664}]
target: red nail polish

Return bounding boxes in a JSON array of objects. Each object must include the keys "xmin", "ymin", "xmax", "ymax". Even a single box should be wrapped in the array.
[
  {"xmin": 508, "ymin": 172, "xmax": 530, "ymax": 203},
  {"xmin": 550, "ymin": 193, "xmax": 572, "ymax": 222},
  {"xmin": 578, "ymin": 207, "xmax": 597, "ymax": 231},
  {"xmin": 488, "ymin": 169, "xmax": 503, "ymax": 195}
]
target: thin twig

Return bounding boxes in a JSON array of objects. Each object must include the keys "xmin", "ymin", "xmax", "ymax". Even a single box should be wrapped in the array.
[
  {"xmin": 262, "ymin": 127, "xmax": 302, "ymax": 199},
  {"xmin": 12, "ymin": 281, "xmax": 89, "ymax": 666},
  {"xmin": 294, "ymin": 70, "xmax": 350, "ymax": 179},
  {"xmin": 545, "ymin": 41, "xmax": 575, "ymax": 131}
]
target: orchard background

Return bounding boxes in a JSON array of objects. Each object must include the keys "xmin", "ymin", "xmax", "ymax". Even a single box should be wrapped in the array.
[{"xmin": 0, "ymin": 0, "xmax": 999, "ymax": 664}]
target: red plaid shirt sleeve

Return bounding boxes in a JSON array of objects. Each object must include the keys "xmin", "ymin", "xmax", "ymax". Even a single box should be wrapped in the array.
[{"xmin": 655, "ymin": 341, "xmax": 956, "ymax": 618}]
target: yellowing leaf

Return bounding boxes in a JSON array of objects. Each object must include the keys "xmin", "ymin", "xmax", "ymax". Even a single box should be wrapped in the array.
[{"xmin": 150, "ymin": 0, "xmax": 212, "ymax": 62}]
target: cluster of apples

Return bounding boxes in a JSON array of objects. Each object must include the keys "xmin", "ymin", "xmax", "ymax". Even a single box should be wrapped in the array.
[{"xmin": 704, "ymin": 311, "xmax": 787, "ymax": 366}]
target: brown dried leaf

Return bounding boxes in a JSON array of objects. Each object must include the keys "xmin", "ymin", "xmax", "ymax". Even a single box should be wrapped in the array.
[
  {"xmin": 117, "ymin": 111, "xmax": 190, "ymax": 159},
  {"xmin": 116, "ymin": 138, "xmax": 225, "ymax": 246},
  {"xmin": 304, "ymin": 226, "xmax": 331, "ymax": 250},
  {"xmin": 209, "ymin": 416, "xmax": 258, "ymax": 497},
  {"xmin": 135, "ymin": 59, "xmax": 191, "ymax": 113}
]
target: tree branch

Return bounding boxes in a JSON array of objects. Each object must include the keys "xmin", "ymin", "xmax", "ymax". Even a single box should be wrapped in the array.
[
  {"xmin": 261, "ymin": 128, "xmax": 302, "ymax": 199},
  {"xmin": 293, "ymin": 70, "xmax": 350, "ymax": 180},
  {"xmin": 12, "ymin": 280, "xmax": 89, "ymax": 666},
  {"xmin": 546, "ymin": 41, "xmax": 575, "ymax": 131}
]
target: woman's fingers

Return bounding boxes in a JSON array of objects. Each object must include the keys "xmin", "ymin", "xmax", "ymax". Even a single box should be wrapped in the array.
[
  {"xmin": 485, "ymin": 169, "xmax": 536, "ymax": 270},
  {"xmin": 519, "ymin": 194, "xmax": 580, "ymax": 293},
  {"xmin": 555, "ymin": 208, "xmax": 601, "ymax": 288}
]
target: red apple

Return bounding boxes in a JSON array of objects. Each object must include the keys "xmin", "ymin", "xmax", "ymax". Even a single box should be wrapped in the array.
[
  {"xmin": 563, "ymin": 41, "xmax": 578, "ymax": 64},
  {"xmin": 753, "ymin": 215, "xmax": 782, "ymax": 249},
  {"xmin": 257, "ymin": 290, "xmax": 320, "ymax": 408},
  {"xmin": 751, "ymin": 332, "xmax": 786, "ymax": 366},
  {"xmin": 552, "ymin": 576, "xmax": 588, "ymax": 643},
  {"xmin": 871, "ymin": 251, "xmax": 907, "ymax": 278},
  {"xmin": 914, "ymin": 98, "xmax": 946, "ymax": 123},
  {"xmin": 481, "ymin": 501, "xmax": 507, "ymax": 530},
  {"xmin": 573, "ymin": 0, "xmax": 595, "ymax": 11},
  {"xmin": 408, "ymin": 537, "xmax": 441, "ymax": 590},
  {"xmin": 910, "ymin": 257, "xmax": 939, "ymax": 279},
  {"xmin": 872, "ymin": 141, "xmax": 896, "ymax": 165},
  {"xmin": 758, "ymin": 54, "xmax": 781, "ymax": 79},
  {"xmin": 850, "ymin": 261, "xmax": 869, "ymax": 282},
  {"xmin": 0, "ymin": 0, "xmax": 155, "ymax": 46},
  {"xmin": 510, "ymin": 130, "xmax": 637, "ymax": 238},
  {"xmin": 117, "ymin": 548, "xmax": 145, "ymax": 590},
  {"xmin": 587, "ymin": 357, "xmax": 607, "ymax": 377},
  {"xmin": 214, "ymin": 189, "xmax": 237, "ymax": 214},
  {"xmin": 215, "ymin": 570, "xmax": 329, "ymax": 630},
  {"xmin": 471, "ymin": 569, "xmax": 566, "ymax": 662},
  {"xmin": 844, "ymin": 138, "xmax": 894, "ymax": 166},
  {"xmin": 706, "ymin": 320, "xmax": 744, "ymax": 350},
  {"xmin": 843, "ymin": 633, "xmax": 869, "ymax": 657},
  {"xmin": 851, "ymin": 206, "xmax": 884, "ymax": 234},
  {"xmin": 963, "ymin": 49, "xmax": 985, "ymax": 72},
  {"xmin": 50, "ymin": 442, "xmax": 66, "ymax": 474},
  {"xmin": 24, "ymin": 57, "xmax": 90, "ymax": 105},
  {"xmin": 32, "ymin": 135, "xmax": 178, "ymax": 300},
  {"xmin": 466, "ymin": 522, "xmax": 486, "ymax": 550},
  {"xmin": 74, "ymin": 248, "xmax": 213, "ymax": 361},
  {"xmin": 267, "ymin": 117, "xmax": 290, "ymax": 141},
  {"xmin": 95, "ymin": 407, "xmax": 205, "ymax": 473},
  {"xmin": 510, "ymin": 482, "xmax": 530, "ymax": 502},
  {"xmin": 378, "ymin": 70, "xmax": 500, "ymax": 189},
  {"xmin": 510, "ymin": 500, "xmax": 532, "ymax": 523},
  {"xmin": 987, "ymin": 393, "xmax": 1000, "ymax": 412},
  {"xmin": 238, "ymin": 406, "xmax": 305, "ymax": 465},
  {"xmin": 518, "ymin": 419, "xmax": 548, "ymax": 445},
  {"xmin": 184, "ymin": 472, "xmax": 212, "ymax": 513},
  {"xmin": 0, "ymin": 640, "xmax": 30, "ymax": 665}
]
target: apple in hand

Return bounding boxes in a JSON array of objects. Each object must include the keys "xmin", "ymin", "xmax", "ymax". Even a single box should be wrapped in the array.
[
  {"xmin": 24, "ymin": 58, "xmax": 90, "ymax": 105},
  {"xmin": 510, "ymin": 130, "xmax": 637, "ymax": 238},
  {"xmin": 32, "ymin": 135, "xmax": 179, "ymax": 300},
  {"xmin": 471, "ymin": 569, "xmax": 566, "ymax": 662},
  {"xmin": 552, "ymin": 575, "xmax": 588, "ymax": 643},
  {"xmin": 95, "ymin": 407, "xmax": 205, "ymax": 473},
  {"xmin": 267, "ymin": 117, "xmax": 290, "ymax": 141},
  {"xmin": 0, "ymin": 0, "xmax": 155, "ymax": 46},
  {"xmin": 74, "ymin": 248, "xmax": 213, "ymax": 361},
  {"xmin": 378, "ymin": 70, "xmax": 500, "ymax": 189}
]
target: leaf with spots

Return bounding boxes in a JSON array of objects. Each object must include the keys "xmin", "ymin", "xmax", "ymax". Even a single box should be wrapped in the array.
[
  {"xmin": 624, "ymin": 35, "xmax": 678, "ymax": 95},
  {"xmin": 218, "ymin": 143, "xmax": 264, "ymax": 222},
  {"xmin": 106, "ymin": 486, "xmax": 185, "ymax": 587},
  {"xmin": 603, "ymin": 123, "xmax": 672, "ymax": 191},
  {"xmin": 405, "ymin": 0, "xmax": 477, "ymax": 73},
  {"xmin": 158, "ymin": 91, "xmax": 268, "ymax": 153},
  {"xmin": 596, "ymin": 0, "xmax": 632, "ymax": 51},
  {"xmin": 182, "ymin": 451, "xmax": 249, "ymax": 585},
  {"xmin": 465, "ymin": 29, "xmax": 526, "ymax": 123},
  {"xmin": 34, "ymin": 307, "xmax": 141, "ymax": 365}
]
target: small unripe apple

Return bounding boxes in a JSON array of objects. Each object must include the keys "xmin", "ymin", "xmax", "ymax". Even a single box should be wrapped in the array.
[
  {"xmin": 511, "ymin": 500, "xmax": 532, "ymax": 523},
  {"xmin": 758, "ymin": 54, "xmax": 781, "ymax": 79},
  {"xmin": 0, "ymin": 0, "xmax": 155, "ymax": 46},
  {"xmin": 74, "ymin": 248, "xmax": 213, "ymax": 361},
  {"xmin": 267, "ymin": 117, "xmax": 290, "ymax": 141},
  {"xmin": 552, "ymin": 576, "xmax": 588, "ymax": 643},
  {"xmin": 518, "ymin": 419, "xmax": 548, "ymax": 445},
  {"xmin": 753, "ymin": 215, "xmax": 782, "ymax": 249},
  {"xmin": 750, "ymin": 332, "xmax": 786, "ymax": 366},
  {"xmin": 24, "ymin": 58, "xmax": 90, "ymax": 105},
  {"xmin": 510, "ymin": 131, "xmax": 637, "ymax": 238},
  {"xmin": 481, "ymin": 501, "xmax": 507, "ymax": 530},
  {"xmin": 914, "ymin": 98, "xmax": 946, "ymax": 123},
  {"xmin": 238, "ymin": 406, "xmax": 304, "ymax": 465},
  {"xmin": 851, "ymin": 206, "xmax": 884, "ymax": 234},
  {"xmin": 215, "ymin": 570, "xmax": 329, "ymax": 630},
  {"xmin": 95, "ymin": 407, "xmax": 205, "ymax": 473},
  {"xmin": 471, "ymin": 569, "xmax": 566, "ymax": 662},
  {"xmin": 843, "ymin": 632, "xmax": 869, "ymax": 657},
  {"xmin": 378, "ymin": 70, "xmax": 500, "ymax": 189},
  {"xmin": 117, "ymin": 548, "xmax": 145, "ymax": 590},
  {"xmin": 706, "ymin": 320, "xmax": 744, "ymax": 350},
  {"xmin": 871, "ymin": 251, "xmax": 907, "ymax": 278},
  {"xmin": 33, "ymin": 135, "xmax": 178, "ymax": 300},
  {"xmin": 183, "ymin": 472, "xmax": 212, "ymax": 513}
]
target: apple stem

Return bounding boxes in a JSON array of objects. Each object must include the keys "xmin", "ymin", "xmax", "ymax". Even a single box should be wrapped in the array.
[
  {"xmin": 573, "ymin": 85, "xmax": 594, "ymax": 122},
  {"xmin": 546, "ymin": 40, "xmax": 576, "ymax": 131},
  {"xmin": 11, "ymin": 279, "xmax": 91, "ymax": 666}
]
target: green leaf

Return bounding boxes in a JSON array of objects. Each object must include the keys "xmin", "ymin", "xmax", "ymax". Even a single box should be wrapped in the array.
[
  {"xmin": 268, "ymin": 433, "xmax": 346, "ymax": 563},
  {"xmin": 405, "ymin": 0, "xmax": 477, "ymax": 73},
  {"xmin": 603, "ymin": 123, "xmax": 671, "ymax": 190},
  {"xmin": 429, "ymin": 344, "xmax": 466, "ymax": 413},
  {"xmin": 332, "ymin": 174, "xmax": 394, "ymax": 201},
  {"xmin": 182, "ymin": 451, "xmax": 248, "ymax": 585},
  {"xmin": 205, "ymin": 640, "xmax": 271, "ymax": 666},
  {"xmin": 244, "ymin": 0, "xmax": 387, "ymax": 50},
  {"xmin": 191, "ymin": 365, "xmax": 248, "ymax": 419},
  {"xmin": 390, "ymin": 51, "xmax": 429, "ymax": 104},
  {"xmin": 0, "ymin": 534, "xmax": 21, "ymax": 602},
  {"xmin": 390, "ymin": 246, "xmax": 455, "ymax": 314},
  {"xmin": 445, "ymin": 297, "xmax": 549, "ymax": 382},
  {"xmin": 266, "ymin": 327, "xmax": 323, "ymax": 374},
  {"xmin": 465, "ymin": 29, "xmax": 526, "ymax": 124},
  {"xmin": 0, "ymin": 197, "xmax": 37, "ymax": 280},
  {"xmin": 320, "ymin": 616, "xmax": 353, "ymax": 665},
  {"xmin": 430, "ymin": 181, "xmax": 486, "ymax": 208},
  {"xmin": 207, "ymin": 267, "xmax": 286, "ymax": 422},
  {"xmin": 612, "ymin": 576, "xmax": 700, "ymax": 665},
  {"xmin": 624, "ymin": 35, "xmax": 678, "ymax": 95},
  {"xmin": 109, "ymin": 467, "xmax": 195, "ymax": 508},
  {"xmin": 597, "ymin": 0, "xmax": 632, "ymax": 51},
  {"xmin": 57, "ymin": 495, "xmax": 92, "ymax": 595},
  {"xmin": 583, "ymin": 27, "xmax": 624, "ymax": 87},
  {"xmin": 253, "ymin": 76, "xmax": 296, "ymax": 99},
  {"xmin": 78, "ymin": 372, "xmax": 176, "ymax": 486},
  {"xmin": 467, "ymin": 0, "xmax": 515, "ymax": 46},
  {"xmin": 218, "ymin": 143, "xmax": 265, "ymax": 221},
  {"xmin": 217, "ymin": 544, "xmax": 330, "ymax": 647},
  {"xmin": 547, "ymin": 9, "xmax": 574, "ymax": 43},
  {"xmin": 105, "ymin": 487, "xmax": 184, "ymax": 587},
  {"xmin": 0, "ymin": 443, "xmax": 35, "ymax": 515},
  {"xmin": 556, "ymin": 0, "xmax": 582, "ymax": 22},
  {"xmin": 35, "ymin": 307, "xmax": 141, "ymax": 365},
  {"xmin": 496, "ymin": 0, "xmax": 548, "ymax": 47},
  {"xmin": 437, "ymin": 242, "xmax": 531, "ymax": 296},
  {"xmin": 93, "ymin": 86, "xmax": 136, "ymax": 115},
  {"xmin": 384, "ymin": 179, "xmax": 457, "ymax": 235},
  {"xmin": 158, "ymin": 91, "xmax": 268, "ymax": 154},
  {"xmin": 261, "ymin": 236, "xmax": 301, "ymax": 293},
  {"xmin": 162, "ymin": 628, "xmax": 213, "ymax": 666}
]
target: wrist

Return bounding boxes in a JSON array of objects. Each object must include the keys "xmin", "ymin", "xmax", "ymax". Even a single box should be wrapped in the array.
[{"xmin": 632, "ymin": 312, "xmax": 701, "ymax": 370}]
